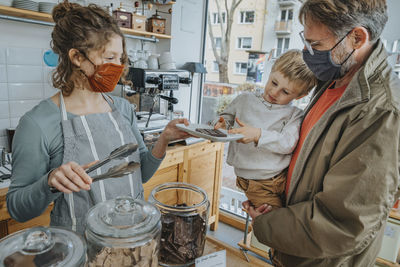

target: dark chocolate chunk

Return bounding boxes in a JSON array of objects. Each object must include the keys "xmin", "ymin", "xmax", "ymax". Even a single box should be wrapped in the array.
[{"xmin": 195, "ymin": 128, "xmax": 227, "ymax": 137}]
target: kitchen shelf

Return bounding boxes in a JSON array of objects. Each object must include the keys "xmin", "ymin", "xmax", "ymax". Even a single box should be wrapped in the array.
[{"xmin": 0, "ymin": 5, "xmax": 172, "ymax": 40}]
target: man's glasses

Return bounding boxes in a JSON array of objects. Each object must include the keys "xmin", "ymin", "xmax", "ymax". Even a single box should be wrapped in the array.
[{"xmin": 299, "ymin": 30, "xmax": 353, "ymax": 56}]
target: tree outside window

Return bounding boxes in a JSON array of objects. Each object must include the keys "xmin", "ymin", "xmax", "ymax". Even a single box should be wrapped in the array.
[
  {"xmin": 237, "ymin": 37, "xmax": 252, "ymax": 49},
  {"xmin": 239, "ymin": 11, "xmax": 255, "ymax": 24}
]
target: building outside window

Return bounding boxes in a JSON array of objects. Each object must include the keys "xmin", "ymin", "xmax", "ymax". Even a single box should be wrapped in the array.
[
  {"xmin": 239, "ymin": 11, "xmax": 255, "ymax": 24},
  {"xmin": 212, "ymin": 12, "xmax": 226, "ymax": 24},
  {"xmin": 276, "ymin": 37, "xmax": 290, "ymax": 57},
  {"xmin": 237, "ymin": 37, "xmax": 252, "ymax": 49},
  {"xmin": 234, "ymin": 62, "xmax": 248, "ymax": 75}
]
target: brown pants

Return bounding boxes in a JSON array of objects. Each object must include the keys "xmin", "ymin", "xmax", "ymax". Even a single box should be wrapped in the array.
[{"xmin": 236, "ymin": 171, "xmax": 286, "ymax": 209}]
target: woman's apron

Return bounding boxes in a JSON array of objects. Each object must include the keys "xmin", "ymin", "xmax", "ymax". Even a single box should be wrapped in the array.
[{"xmin": 50, "ymin": 93, "xmax": 143, "ymax": 234}]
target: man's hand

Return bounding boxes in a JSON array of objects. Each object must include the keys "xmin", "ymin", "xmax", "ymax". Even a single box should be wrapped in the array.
[
  {"xmin": 243, "ymin": 200, "xmax": 273, "ymax": 223},
  {"xmin": 229, "ymin": 118, "xmax": 261, "ymax": 144}
]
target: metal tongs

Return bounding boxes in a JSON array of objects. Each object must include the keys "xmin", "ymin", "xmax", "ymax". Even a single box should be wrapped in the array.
[
  {"xmin": 50, "ymin": 143, "xmax": 140, "ymax": 193},
  {"xmin": 85, "ymin": 143, "xmax": 139, "ymax": 174},
  {"xmin": 90, "ymin": 161, "xmax": 141, "ymax": 182}
]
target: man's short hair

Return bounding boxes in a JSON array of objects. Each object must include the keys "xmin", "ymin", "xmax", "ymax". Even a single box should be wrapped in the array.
[
  {"xmin": 299, "ymin": 0, "xmax": 388, "ymax": 43},
  {"xmin": 271, "ymin": 49, "xmax": 317, "ymax": 94}
]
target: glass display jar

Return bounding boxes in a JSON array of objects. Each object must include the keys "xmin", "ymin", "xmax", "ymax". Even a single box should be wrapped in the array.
[
  {"xmin": 148, "ymin": 182, "xmax": 209, "ymax": 267},
  {"xmin": 0, "ymin": 226, "xmax": 86, "ymax": 267},
  {"xmin": 85, "ymin": 196, "xmax": 161, "ymax": 267}
]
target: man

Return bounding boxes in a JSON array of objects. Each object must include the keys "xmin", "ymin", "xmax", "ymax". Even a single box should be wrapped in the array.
[{"xmin": 245, "ymin": 0, "xmax": 400, "ymax": 266}]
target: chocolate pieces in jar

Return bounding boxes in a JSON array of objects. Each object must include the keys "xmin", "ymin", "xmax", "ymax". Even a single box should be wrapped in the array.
[{"xmin": 159, "ymin": 211, "xmax": 207, "ymax": 264}]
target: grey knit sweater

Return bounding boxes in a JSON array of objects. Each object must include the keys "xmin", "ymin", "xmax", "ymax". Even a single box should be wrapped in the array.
[{"xmin": 218, "ymin": 92, "xmax": 303, "ymax": 180}]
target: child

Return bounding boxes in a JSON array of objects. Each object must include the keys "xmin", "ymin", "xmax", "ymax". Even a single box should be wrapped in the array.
[{"xmin": 214, "ymin": 49, "xmax": 316, "ymax": 210}]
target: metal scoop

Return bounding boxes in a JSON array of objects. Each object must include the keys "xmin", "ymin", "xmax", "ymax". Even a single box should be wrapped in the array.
[
  {"xmin": 50, "ymin": 161, "xmax": 141, "ymax": 193},
  {"xmin": 85, "ymin": 143, "xmax": 139, "ymax": 174}
]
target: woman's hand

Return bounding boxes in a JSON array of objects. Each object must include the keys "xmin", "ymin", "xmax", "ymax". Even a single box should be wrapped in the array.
[
  {"xmin": 158, "ymin": 118, "xmax": 191, "ymax": 144},
  {"xmin": 48, "ymin": 161, "xmax": 95, "ymax": 193},
  {"xmin": 214, "ymin": 116, "xmax": 227, "ymax": 130},
  {"xmin": 229, "ymin": 118, "xmax": 261, "ymax": 144}
]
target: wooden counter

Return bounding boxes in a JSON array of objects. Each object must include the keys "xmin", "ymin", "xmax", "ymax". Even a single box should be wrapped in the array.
[
  {"xmin": 199, "ymin": 235, "xmax": 272, "ymax": 267},
  {"xmin": 0, "ymin": 141, "xmax": 224, "ymax": 238}
]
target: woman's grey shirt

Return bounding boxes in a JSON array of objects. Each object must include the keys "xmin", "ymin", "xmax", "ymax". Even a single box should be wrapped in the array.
[{"xmin": 6, "ymin": 95, "xmax": 163, "ymax": 222}]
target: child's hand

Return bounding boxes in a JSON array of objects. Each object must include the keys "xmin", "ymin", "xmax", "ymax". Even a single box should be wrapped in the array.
[
  {"xmin": 214, "ymin": 116, "xmax": 227, "ymax": 130},
  {"xmin": 229, "ymin": 118, "xmax": 261, "ymax": 144}
]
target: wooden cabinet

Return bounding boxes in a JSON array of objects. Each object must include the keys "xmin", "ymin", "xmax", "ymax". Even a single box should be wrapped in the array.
[{"xmin": 0, "ymin": 141, "xmax": 224, "ymax": 238}]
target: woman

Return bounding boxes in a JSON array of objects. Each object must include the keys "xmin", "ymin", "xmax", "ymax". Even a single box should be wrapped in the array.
[{"xmin": 6, "ymin": 1, "xmax": 190, "ymax": 234}]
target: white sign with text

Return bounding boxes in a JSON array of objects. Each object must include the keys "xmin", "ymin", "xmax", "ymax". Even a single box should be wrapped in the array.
[{"xmin": 195, "ymin": 250, "xmax": 226, "ymax": 267}]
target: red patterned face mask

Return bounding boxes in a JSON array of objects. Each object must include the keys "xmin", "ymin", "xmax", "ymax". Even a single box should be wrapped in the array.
[{"xmin": 81, "ymin": 52, "xmax": 124, "ymax": 93}]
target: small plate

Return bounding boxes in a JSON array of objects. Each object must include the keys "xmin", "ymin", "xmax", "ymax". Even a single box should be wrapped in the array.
[{"xmin": 176, "ymin": 123, "xmax": 244, "ymax": 142}]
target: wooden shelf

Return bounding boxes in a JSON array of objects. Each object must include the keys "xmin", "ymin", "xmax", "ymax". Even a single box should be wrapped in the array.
[
  {"xmin": 0, "ymin": 5, "xmax": 52, "ymax": 22},
  {"xmin": 121, "ymin": 27, "xmax": 171, "ymax": 39},
  {"xmin": 0, "ymin": 5, "xmax": 172, "ymax": 39}
]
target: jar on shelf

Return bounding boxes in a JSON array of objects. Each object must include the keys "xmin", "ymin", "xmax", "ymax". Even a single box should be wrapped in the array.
[
  {"xmin": 0, "ymin": 226, "xmax": 86, "ymax": 267},
  {"xmin": 148, "ymin": 182, "xmax": 209, "ymax": 267},
  {"xmin": 85, "ymin": 196, "xmax": 161, "ymax": 267}
]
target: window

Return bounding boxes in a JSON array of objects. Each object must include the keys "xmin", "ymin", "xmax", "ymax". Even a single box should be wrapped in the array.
[
  {"xmin": 213, "ymin": 61, "xmax": 219, "ymax": 72},
  {"xmin": 280, "ymin": 9, "xmax": 293, "ymax": 21},
  {"xmin": 212, "ymin": 12, "xmax": 226, "ymax": 24},
  {"xmin": 276, "ymin": 38, "xmax": 290, "ymax": 57},
  {"xmin": 237, "ymin": 37, "xmax": 252, "ymax": 49},
  {"xmin": 235, "ymin": 62, "xmax": 248, "ymax": 74},
  {"xmin": 214, "ymin": 37, "xmax": 222, "ymax": 49},
  {"xmin": 239, "ymin": 11, "xmax": 255, "ymax": 24}
]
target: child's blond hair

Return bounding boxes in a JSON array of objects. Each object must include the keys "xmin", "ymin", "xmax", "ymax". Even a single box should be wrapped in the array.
[{"xmin": 271, "ymin": 49, "xmax": 317, "ymax": 94}]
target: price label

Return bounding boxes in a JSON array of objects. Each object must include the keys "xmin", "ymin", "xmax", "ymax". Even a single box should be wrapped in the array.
[{"xmin": 195, "ymin": 250, "xmax": 226, "ymax": 267}]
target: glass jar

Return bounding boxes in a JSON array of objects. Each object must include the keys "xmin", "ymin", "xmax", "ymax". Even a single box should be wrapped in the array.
[
  {"xmin": 85, "ymin": 196, "xmax": 161, "ymax": 267},
  {"xmin": 148, "ymin": 182, "xmax": 209, "ymax": 267},
  {"xmin": 0, "ymin": 226, "xmax": 86, "ymax": 267}
]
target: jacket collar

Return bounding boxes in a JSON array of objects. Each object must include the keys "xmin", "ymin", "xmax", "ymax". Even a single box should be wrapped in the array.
[{"xmin": 286, "ymin": 40, "xmax": 388, "ymax": 203}]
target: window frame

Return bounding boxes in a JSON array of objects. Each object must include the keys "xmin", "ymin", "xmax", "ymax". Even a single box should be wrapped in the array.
[
  {"xmin": 238, "ymin": 10, "xmax": 255, "ymax": 24},
  {"xmin": 276, "ymin": 37, "xmax": 290, "ymax": 57},
  {"xmin": 237, "ymin": 37, "xmax": 253, "ymax": 49},
  {"xmin": 212, "ymin": 12, "xmax": 226, "ymax": 24},
  {"xmin": 234, "ymin": 62, "xmax": 248, "ymax": 75},
  {"xmin": 214, "ymin": 37, "xmax": 222, "ymax": 49},
  {"xmin": 280, "ymin": 8, "xmax": 293, "ymax": 22},
  {"xmin": 212, "ymin": 61, "xmax": 219, "ymax": 72}
]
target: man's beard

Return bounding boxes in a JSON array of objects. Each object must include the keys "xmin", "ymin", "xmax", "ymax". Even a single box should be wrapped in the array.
[{"xmin": 332, "ymin": 41, "xmax": 357, "ymax": 78}]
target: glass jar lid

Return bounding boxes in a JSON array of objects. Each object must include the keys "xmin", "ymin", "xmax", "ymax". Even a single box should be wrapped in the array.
[
  {"xmin": 86, "ymin": 196, "xmax": 161, "ymax": 239},
  {"xmin": 0, "ymin": 226, "xmax": 86, "ymax": 267}
]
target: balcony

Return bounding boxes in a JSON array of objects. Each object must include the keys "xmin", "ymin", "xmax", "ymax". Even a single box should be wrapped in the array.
[
  {"xmin": 274, "ymin": 20, "xmax": 293, "ymax": 34},
  {"xmin": 278, "ymin": 0, "xmax": 297, "ymax": 7}
]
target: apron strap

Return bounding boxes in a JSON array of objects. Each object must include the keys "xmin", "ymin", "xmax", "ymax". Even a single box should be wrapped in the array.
[
  {"xmin": 102, "ymin": 93, "xmax": 117, "ymax": 111},
  {"xmin": 59, "ymin": 93, "xmax": 68, "ymax": 121}
]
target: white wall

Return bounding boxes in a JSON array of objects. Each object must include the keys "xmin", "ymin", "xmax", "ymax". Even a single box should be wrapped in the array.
[{"xmin": 169, "ymin": 0, "xmax": 207, "ymax": 122}]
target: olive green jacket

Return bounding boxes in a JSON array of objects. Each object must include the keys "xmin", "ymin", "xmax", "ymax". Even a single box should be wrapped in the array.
[{"xmin": 253, "ymin": 41, "xmax": 400, "ymax": 267}]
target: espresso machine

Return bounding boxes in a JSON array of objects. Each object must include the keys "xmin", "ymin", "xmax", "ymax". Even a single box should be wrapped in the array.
[{"xmin": 123, "ymin": 67, "xmax": 191, "ymax": 141}]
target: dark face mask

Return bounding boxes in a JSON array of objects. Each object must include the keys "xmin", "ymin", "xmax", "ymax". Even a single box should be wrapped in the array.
[{"xmin": 302, "ymin": 31, "xmax": 355, "ymax": 81}]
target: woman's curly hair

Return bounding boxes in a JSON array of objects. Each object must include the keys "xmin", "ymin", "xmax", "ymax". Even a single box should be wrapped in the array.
[{"xmin": 51, "ymin": 0, "xmax": 130, "ymax": 95}]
